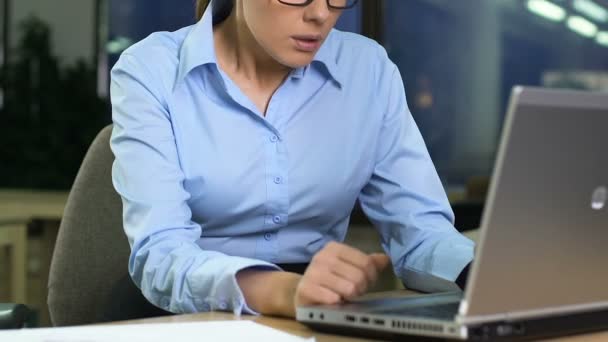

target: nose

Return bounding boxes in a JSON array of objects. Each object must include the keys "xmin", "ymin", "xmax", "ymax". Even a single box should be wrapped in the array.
[{"xmin": 303, "ymin": 0, "xmax": 331, "ymax": 24}]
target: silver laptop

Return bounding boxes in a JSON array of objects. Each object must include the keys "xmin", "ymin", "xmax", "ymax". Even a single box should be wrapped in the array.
[{"xmin": 297, "ymin": 86, "xmax": 608, "ymax": 341}]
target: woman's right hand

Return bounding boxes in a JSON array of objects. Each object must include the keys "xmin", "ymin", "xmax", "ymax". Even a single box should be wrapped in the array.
[
  {"xmin": 237, "ymin": 242, "xmax": 390, "ymax": 318},
  {"xmin": 294, "ymin": 241, "xmax": 391, "ymax": 308}
]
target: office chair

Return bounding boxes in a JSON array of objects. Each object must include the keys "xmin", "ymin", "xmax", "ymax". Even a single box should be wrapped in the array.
[
  {"xmin": 0, "ymin": 303, "xmax": 32, "ymax": 329},
  {"xmin": 47, "ymin": 125, "xmax": 170, "ymax": 327}
]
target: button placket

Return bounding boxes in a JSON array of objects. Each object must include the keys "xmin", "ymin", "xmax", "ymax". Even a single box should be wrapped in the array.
[{"xmin": 259, "ymin": 122, "xmax": 289, "ymax": 262}]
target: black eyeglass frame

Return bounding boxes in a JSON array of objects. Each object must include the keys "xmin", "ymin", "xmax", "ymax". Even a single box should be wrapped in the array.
[{"xmin": 277, "ymin": 0, "xmax": 359, "ymax": 10}]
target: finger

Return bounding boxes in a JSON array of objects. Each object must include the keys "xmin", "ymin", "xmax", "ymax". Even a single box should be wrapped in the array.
[
  {"xmin": 331, "ymin": 243, "xmax": 369, "ymax": 268},
  {"xmin": 370, "ymin": 253, "xmax": 391, "ymax": 271},
  {"xmin": 327, "ymin": 243, "xmax": 377, "ymax": 282},
  {"xmin": 298, "ymin": 282, "xmax": 342, "ymax": 306},
  {"xmin": 315, "ymin": 268, "xmax": 362, "ymax": 301},
  {"xmin": 330, "ymin": 259, "xmax": 371, "ymax": 294}
]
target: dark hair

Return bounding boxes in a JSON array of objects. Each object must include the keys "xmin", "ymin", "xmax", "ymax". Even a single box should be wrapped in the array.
[
  {"xmin": 196, "ymin": 0, "xmax": 234, "ymax": 24},
  {"xmin": 196, "ymin": 0, "xmax": 209, "ymax": 21}
]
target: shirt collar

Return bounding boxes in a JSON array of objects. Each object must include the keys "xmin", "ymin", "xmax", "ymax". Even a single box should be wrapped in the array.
[
  {"xmin": 310, "ymin": 29, "xmax": 344, "ymax": 86},
  {"xmin": 176, "ymin": 0, "xmax": 217, "ymax": 84},
  {"xmin": 177, "ymin": 1, "xmax": 344, "ymax": 86}
]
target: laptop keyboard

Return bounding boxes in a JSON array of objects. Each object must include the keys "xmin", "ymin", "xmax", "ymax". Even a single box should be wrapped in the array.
[{"xmin": 375, "ymin": 302, "xmax": 460, "ymax": 320}]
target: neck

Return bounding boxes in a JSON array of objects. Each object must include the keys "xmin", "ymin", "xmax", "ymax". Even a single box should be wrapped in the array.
[{"xmin": 213, "ymin": 6, "xmax": 291, "ymax": 89}]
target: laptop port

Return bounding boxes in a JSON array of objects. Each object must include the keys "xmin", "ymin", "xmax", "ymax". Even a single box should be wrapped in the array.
[
  {"xmin": 374, "ymin": 319, "xmax": 385, "ymax": 326},
  {"xmin": 345, "ymin": 315, "xmax": 356, "ymax": 322},
  {"xmin": 360, "ymin": 317, "xmax": 370, "ymax": 324},
  {"xmin": 496, "ymin": 325, "xmax": 513, "ymax": 336},
  {"xmin": 496, "ymin": 323, "xmax": 525, "ymax": 336}
]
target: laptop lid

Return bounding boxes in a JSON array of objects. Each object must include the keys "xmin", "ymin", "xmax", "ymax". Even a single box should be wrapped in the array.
[{"xmin": 459, "ymin": 87, "xmax": 608, "ymax": 325}]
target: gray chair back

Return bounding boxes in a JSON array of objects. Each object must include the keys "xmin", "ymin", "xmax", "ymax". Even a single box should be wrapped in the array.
[{"xmin": 47, "ymin": 125, "xmax": 129, "ymax": 326}]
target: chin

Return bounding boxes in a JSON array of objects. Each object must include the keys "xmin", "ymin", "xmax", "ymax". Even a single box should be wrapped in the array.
[{"xmin": 275, "ymin": 51, "xmax": 317, "ymax": 69}]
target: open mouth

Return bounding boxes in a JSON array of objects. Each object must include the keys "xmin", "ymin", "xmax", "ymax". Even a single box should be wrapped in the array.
[{"xmin": 292, "ymin": 35, "xmax": 322, "ymax": 52}]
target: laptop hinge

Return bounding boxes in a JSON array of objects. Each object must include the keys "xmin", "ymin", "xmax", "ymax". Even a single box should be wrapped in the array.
[{"xmin": 457, "ymin": 301, "xmax": 608, "ymax": 325}]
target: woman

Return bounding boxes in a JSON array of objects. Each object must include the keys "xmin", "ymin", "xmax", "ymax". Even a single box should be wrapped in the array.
[{"xmin": 110, "ymin": 0, "xmax": 474, "ymax": 318}]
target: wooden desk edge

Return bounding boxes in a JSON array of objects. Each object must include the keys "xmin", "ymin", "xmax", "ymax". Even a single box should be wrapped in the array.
[{"xmin": 104, "ymin": 290, "xmax": 608, "ymax": 342}]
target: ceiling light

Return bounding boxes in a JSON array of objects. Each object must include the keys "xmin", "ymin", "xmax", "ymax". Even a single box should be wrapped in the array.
[
  {"xmin": 596, "ymin": 31, "xmax": 608, "ymax": 46},
  {"xmin": 573, "ymin": 0, "xmax": 608, "ymax": 23},
  {"xmin": 567, "ymin": 15, "xmax": 599, "ymax": 37},
  {"xmin": 527, "ymin": 0, "xmax": 567, "ymax": 22}
]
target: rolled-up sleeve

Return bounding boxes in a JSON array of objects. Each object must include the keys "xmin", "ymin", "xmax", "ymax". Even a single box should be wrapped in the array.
[
  {"xmin": 110, "ymin": 53, "xmax": 278, "ymax": 315},
  {"xmin": 358, "ymin": 64, "xmax": 475, "ymax": 293}
]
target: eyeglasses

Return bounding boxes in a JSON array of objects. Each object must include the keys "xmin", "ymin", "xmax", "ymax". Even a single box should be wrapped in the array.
[{"xmin": 278, "ymin": 0, "xmax": 359, "ymax": 10}]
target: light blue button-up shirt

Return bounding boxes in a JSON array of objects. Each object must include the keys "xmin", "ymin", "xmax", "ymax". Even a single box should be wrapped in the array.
[{"xmin": 110, "ymin": 4, "xmax": 475, "ymax": 315}]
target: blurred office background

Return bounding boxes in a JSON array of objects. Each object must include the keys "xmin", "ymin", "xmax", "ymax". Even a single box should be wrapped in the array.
[{"xmin": 0, "ymin": 0, "xmax": 607, "ymax": 327}]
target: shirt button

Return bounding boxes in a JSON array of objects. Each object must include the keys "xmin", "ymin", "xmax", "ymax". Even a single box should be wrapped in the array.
[
  {"xmin": 274, "ymin": 176, "xmax": 283, "ymax": 184},
  {"xmin": 218, "ymin": 300, "xmax": 229, "ymax": 310},
  {"xmin": 202, "ymin": 303, "xmax": 211, "ymax": 311},
  {"xmin": 272, "ymin": 216, "xmax": 281, "ymax": 224},
  {"xmin": 264, "ymin": 232, "xmax": 273, "ymax": 241},
  {"xmin": 269, "ymin": 135, "xmax": 279, "ymax": 143}
]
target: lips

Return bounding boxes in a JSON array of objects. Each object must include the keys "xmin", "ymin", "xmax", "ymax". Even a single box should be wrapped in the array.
[{"xmin": 292, "ymin": 34, "xmax": 323, "ymax": 52}]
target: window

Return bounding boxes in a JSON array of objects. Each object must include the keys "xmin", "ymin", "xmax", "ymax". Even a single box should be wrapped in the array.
[{"xmin": 381, "ymin": 0, "xmax": 608, "ymax": 199}]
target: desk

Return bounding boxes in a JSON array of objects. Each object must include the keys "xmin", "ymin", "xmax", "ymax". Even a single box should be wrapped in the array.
[
  {"xmin": 108, "ymin": 291, "xmax": 608, "ymax": 342},
  {"xmin": 0, "ymin": 189, "xmax": 69, "ymax": 303}
]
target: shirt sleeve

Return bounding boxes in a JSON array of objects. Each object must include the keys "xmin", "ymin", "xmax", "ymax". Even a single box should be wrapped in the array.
[
  {"xmin": 110, "ymin": 53, "xmax": 279, "ymax": 315},
  {"xmin": 358, "ymin": 64, "xmax": 475, "ymax": 293}
]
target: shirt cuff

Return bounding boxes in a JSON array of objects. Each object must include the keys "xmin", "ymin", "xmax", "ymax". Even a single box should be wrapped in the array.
[
  {"xmin": 232, "ymin": 264, "xmax": 283, "ymax": 316},
  {"xmin": 401, "ymin": 234, "xmax": 475, "ymax": 293},
  {"xmin": 189, "ymin": 257, "xmax": 281, "ymax": 315}
]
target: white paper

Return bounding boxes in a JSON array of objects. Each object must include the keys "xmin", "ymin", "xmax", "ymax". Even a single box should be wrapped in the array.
[{"xmin": 0, "ymin": 321, "xmax": 315, "ymax": 342}]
